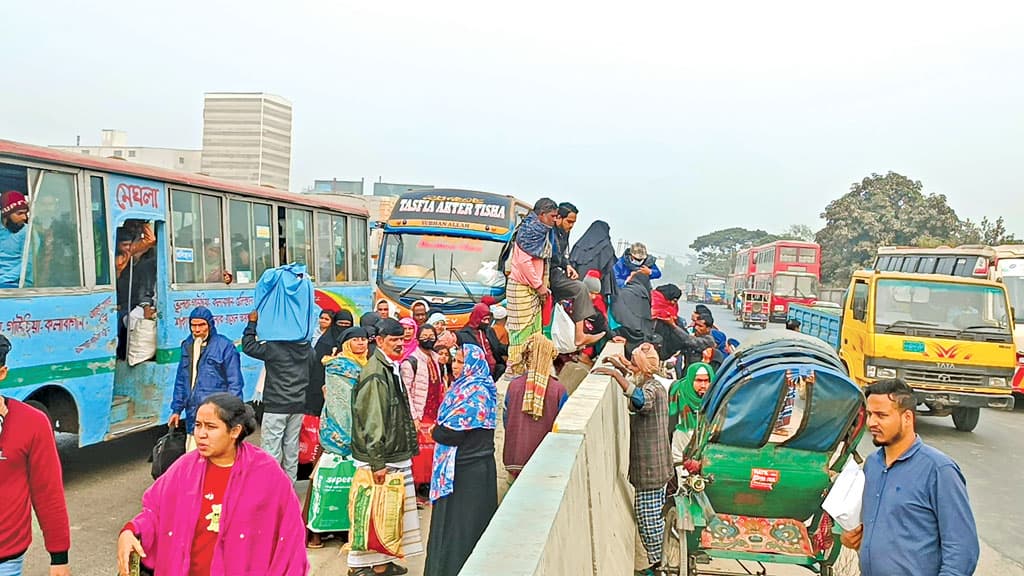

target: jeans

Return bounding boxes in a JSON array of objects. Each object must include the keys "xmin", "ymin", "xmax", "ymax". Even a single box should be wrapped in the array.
[
  {"xmin": 0, "ymin": 555, "xmax": 24, "ymax": 576},
  {"xmin": 261, "ymin": 412, "xmax": 303, "ymax": 481}
]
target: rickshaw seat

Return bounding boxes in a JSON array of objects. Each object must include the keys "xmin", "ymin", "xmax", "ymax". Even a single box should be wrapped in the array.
[{"xmin": 701, "ymin": 443, "xmax": 831, "ymax": 521}]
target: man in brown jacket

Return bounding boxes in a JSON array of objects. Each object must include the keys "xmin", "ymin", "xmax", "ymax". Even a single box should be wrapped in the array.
[{"xmin": 595, "ymin": 342, "xmax": 672, "ymax": 576}]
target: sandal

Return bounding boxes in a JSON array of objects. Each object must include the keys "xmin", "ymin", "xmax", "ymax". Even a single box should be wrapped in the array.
[{"xmin": 384, "ymin": 563, "xmax": 409, "ymax": 575}]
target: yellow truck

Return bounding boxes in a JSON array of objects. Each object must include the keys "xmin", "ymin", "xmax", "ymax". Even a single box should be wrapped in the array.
[{"xmin": 789, "ymin": 270, "xmax": 1016, "ymax": 432}]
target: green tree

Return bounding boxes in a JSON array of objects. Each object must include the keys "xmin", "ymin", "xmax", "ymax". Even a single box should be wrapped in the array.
[
  {"xmin": 779, "ymin": 224, "xmax": 816, "ymax": 242},
  {"xmin": 959, "ymin": 216, "xmax": 1018, "ymax": 245},
  {"xmin": 689, "ymin": 227, "xmax": 776, "ymax": 277},
  {"xmin": 816, "ymin": 172, "xmax": 962, "ymax": 284}
]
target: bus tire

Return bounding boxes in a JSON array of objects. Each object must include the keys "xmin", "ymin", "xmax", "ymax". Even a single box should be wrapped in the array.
[{"xmin": 952, "ymin": 407, "xmax": 980, "ymax": 432}]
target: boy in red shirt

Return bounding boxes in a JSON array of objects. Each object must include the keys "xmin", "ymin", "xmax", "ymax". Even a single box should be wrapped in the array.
[{"xmin": 0, "ymin": 335, "xmax": 71, "ymax": 576}]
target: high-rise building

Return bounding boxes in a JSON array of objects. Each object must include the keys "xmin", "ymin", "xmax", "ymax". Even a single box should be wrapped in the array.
[{"xmin": 201, "ymin": 92, "xmax": 292, "ymax": 190}]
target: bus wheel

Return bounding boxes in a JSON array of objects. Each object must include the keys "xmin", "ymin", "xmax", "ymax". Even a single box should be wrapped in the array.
[{"xmin": 952, "ymin": 407, "xmax": 980, "ymax": 432}]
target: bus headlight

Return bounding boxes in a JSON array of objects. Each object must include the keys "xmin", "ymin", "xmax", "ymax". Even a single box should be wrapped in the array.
[
  {"xmin": 989, "ymin": 376, "xmax": 1008, "ymax": 388},
  {"xmin": 774, "ymin": 305, "xmax": 785, "ymax": 311},
  {"xmin": 866, "ymin": 365, "xmax": 896, "ymax": 379}
]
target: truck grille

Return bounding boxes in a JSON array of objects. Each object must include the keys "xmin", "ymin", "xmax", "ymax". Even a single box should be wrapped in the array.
[{"xmin": 903, "ymin": 368, "xmax": 985, "ymax": 387}]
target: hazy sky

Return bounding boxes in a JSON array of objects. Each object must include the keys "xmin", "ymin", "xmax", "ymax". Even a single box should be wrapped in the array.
[{"xmin": 3, "ymin": 1, "xmax": 1023, "ymax": 258}]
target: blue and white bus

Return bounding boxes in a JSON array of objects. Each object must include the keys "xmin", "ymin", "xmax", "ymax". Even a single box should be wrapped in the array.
[{"xmin": 0, "ymin": 139, "xmax": 372, "ymax": 446}]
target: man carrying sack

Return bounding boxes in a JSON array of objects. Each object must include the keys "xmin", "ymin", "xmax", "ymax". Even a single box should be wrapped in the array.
[{"xmin": 348, "ymin": 318, "xmax": 423, "ymax": 576}]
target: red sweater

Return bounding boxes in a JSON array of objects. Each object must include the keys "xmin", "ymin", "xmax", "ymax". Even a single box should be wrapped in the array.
[{"xmin": 0, "ymin": 398, "xmax": 70, "ymax": 565}]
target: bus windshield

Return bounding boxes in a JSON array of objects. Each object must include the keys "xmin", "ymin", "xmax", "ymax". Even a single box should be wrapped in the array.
[
  {"xmin": 707, "ymin": 279, "xmax": 726, "ymax": 291},
  {"xmin": 774, "ymin": 274, "xmax": 818, "ymax": 299},
  {"xmin": 875, "ymin": 279, "xmax": 1011, "ymax": 335},
  {"xmin": 1001, "ymin": 275, "xmax": 1024, "ymax": 323},
  {"xmin": 379, "ymin": 233, "xmax": 506, "ymax": 298}
]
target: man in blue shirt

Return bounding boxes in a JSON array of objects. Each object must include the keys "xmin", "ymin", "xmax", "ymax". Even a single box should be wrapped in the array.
[
  {"xmin": 841, "ymin": 379, "xmax": 979, "ymax": 576},
  {"xmin": 0, "ymin": 190, "xmax": 31, "ymax": 288}
]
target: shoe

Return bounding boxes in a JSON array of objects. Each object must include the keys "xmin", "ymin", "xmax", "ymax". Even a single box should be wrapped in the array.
[{"xmin": 384, "ymin": 563, "xmax": 409, "ymax": 575}]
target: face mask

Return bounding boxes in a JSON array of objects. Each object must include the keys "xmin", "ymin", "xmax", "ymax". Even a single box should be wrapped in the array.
[{"xmin": 419, "ymin": 338, "xmax": 436, "ymax": 350}]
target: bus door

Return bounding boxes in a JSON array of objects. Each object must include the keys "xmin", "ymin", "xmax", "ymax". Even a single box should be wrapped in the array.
[{"xmin": 107, "ymin": 174, "xmax": 167, "ymax": 437}]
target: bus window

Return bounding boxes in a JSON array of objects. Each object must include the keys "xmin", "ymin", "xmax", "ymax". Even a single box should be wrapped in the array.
[
  {"xmin": 952, "ymin": 258, "xmax": 970, "ymax": 277},
  {"xmin": 282, "ymin": 207, "xmax": 313, "ymax": 267},
  {"xmin": 875, "ymin": 256, "xmax": 890, "ymax": 270},
  {"xmin": 935, "ymin": 257, "xmax": 955, "ymax": 275},
  {"xmin": 900, "ymin": 256, "xmax": 918, "ymax": 273},
  {"xmin": 30, "ymin": 171, "xmax": 82, "ymax": 288},
  {"xmin": 91, "ymin": 176, "xmax": 111, "ymax": 285},
  {"xmin": 229, "ymin": 199, "xmax": 273, "ymax": 284},
  {"xmin": 351, "ymin": 217, "xmax": 368, "ymax": 282},
  {"xmin": 917, "ymin": 256, "xmax": 937, "ymax": 275},
  {"xmin": 316, "ymin": 213, "xmax": 348, "ymax": 282},
  {"xmin": 780, "ymin": 247, "xmax": 798, "ymax": 263},
  {"xmin": 798, "ymin": 248, "xmax": 817, "ymax": 264},
  {"xmin": 171, "ymin": 190, "xmax": 224, "ymax": 283}
]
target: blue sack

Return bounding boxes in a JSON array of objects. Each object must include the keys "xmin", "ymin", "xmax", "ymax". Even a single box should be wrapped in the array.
[{"xmin": 254, "ymin": 263, "xmax": 318, "ymax": 342}]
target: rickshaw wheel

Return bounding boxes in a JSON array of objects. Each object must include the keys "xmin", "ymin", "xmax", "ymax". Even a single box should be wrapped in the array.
[{"xmin": 660, "ymin": 498, "xmax": 689, "ymax": 575}]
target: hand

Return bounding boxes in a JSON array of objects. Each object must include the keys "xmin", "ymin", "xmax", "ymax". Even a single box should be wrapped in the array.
[
  {"xmin": 143, "ymin": 305, "xmax": 157, "ymax": 320},
  {"xmin": 840, "ymin": 524, "xmax": 863, "ymax": 550},
  {"xmin": 49, "ymin": 566, "xmax": 71, "ymax": 576},
  {"xmin": 566, "ymin": 265, "xmax": 579, "ymax": 280},
  {"xmin": 248, "ymin": 310, "xmax": 259, "ymax": 323},
  {"xmin": 611, "ymin": 336, "xmax": 626, "ymax": 344},
  {"xmin": 537, "ymin": 285, "xmax": 550, "ymax": 297},
  {"xmin": 117, "ymin": 529, "xmax": 146, "ymax": 576},
  {"xmin": 639, "ymin": 266, "xmax": 652, "ymax": 276},
  {"xmin": 373, "ymin": 469, "xmax": 387, "ymax": 485},
  {"xmin": 168, "ymin": 413, "xmax": 180, "ymax": 429}
]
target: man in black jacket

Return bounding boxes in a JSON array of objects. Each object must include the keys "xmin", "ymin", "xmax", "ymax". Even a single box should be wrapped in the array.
[
  {"xmin": 242, "ymin": 310, "xmax": 312, "ymax": 481},
  {"xmin": 551, "ymin": 202, "xmax": 603, "ymax": 348}
]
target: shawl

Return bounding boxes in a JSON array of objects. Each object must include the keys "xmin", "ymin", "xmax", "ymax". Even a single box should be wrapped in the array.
[
  {"xmin": 521, "ymin": 332, "xmax": 558, "ymax": 419},
  {"xmin": 669, "ymin": 362, "xmax": 714, "ymax": 433},
  {"xmin": 569, "ymin": 220, "xmax": 618, "ymax": 298},
  {"xmin": 430, "ymin": 344, "xmax": 498, "ymax": 501},
  {"xmin": 631, "ymin": 342, "xmax": 661, "ymax": 377},
  {"xmin": 320, "ymin": 338, "xmax": 366, "ymax": 456},
  {"xmin": 400, "ymin": 317, "xmax": 419, "ymax": 360},
  {"xmin": 515, "ymin": 212, "xmax": 554, "ymax": 259}
]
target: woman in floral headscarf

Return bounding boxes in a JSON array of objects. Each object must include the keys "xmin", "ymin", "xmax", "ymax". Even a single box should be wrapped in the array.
[{"xmin": 424, "ymin": 344, "xmax": 498, "ymax": 576}]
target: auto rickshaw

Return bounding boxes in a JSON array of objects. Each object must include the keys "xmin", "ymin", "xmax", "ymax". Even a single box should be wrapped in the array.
[
  {"xmin": 739, "ymin": 290, "xmax": 770, "ymax": 329},
  {"xmin": 663, "ymin": 331, "xmax": 866, "ymax": 576}
]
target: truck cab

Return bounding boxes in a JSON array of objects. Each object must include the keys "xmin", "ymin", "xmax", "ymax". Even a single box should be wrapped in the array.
[{"xmin": 790, "ymin": 270, "xmax": 1016, "ymax": 432}]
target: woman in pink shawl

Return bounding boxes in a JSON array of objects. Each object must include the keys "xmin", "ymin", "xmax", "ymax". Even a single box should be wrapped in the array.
[
  {"xmin": 116, "ymin": 393, "xmax": 308, "ymax": 576},
  {"xmin": 400, "ymin": 316, "xmax": 419, "ymax": 360}
]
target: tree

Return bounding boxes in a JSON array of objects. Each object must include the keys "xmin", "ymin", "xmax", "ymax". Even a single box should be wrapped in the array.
[
  {"xmin": 778, "ymin": 224, "xmax": 815, "ymax": 242},
  {"xmin": 959, "ymin": 216, "xmax": 1018, "ymax": 245},
  {"xmin": 816, "ymin": 172, "xmax": 962, "ymax": 284},
  {"xmin": 690, "ymin": 227, "xmax": 777, "ymax": 277},
  {"xmin": 659, "ymin": 254, "xmax": 703, "ymax": 286}
]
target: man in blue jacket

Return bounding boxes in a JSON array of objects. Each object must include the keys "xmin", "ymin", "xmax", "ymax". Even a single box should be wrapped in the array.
[{"xmin": 168, "ymin": 307, "xmax": 244, "ymax": 440}]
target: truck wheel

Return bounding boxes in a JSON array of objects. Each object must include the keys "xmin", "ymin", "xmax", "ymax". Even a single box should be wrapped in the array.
[{"xmin": 952, "ymin": 407, "xmax": 980, "ymax": 432}]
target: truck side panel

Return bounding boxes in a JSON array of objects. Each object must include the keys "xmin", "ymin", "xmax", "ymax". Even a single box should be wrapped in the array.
[{"xmin": 788, "ymin": 304, "xmax": 841, "ymax": 351}]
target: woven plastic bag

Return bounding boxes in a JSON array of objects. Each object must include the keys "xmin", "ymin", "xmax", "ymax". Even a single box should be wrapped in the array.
[
  {"xmin": 307, "ymin": 454, "xmax": 356, "ymax": 533},
  {"xmin": 349, "ymin": 467, "xmax": 406, "ymax": 556},
  {"xmin": 822, "ymin": 456, "xmax": 865, "ymax": 531},
  {"xmin": 550, "ymin": 304, "xmax": 576, "ymax": 353}
]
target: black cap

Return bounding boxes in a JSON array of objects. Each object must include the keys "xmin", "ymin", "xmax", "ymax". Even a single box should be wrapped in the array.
[{"xmin": 377, "ymin": 318, "xmax": 404, "ymax": 337}]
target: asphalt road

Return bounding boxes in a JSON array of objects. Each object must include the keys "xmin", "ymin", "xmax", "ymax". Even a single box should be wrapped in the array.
[{"xmin": 20, "ymin": 304, "xmax": 1024, "ymax": 575}]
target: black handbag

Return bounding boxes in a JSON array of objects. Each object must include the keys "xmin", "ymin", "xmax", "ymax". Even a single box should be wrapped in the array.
[{"xmin": 150, "ymin": 425, "xmax": 187, "ymax": 480}]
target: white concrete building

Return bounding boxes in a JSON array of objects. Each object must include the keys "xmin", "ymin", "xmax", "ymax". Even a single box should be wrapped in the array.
[
  {"xmin": 200, "ymin": 92, "xmax": 292, "ymax": 191},
  {"xmin": 51, "ymin": 129, "xmax": 201, "ymax": 172}
]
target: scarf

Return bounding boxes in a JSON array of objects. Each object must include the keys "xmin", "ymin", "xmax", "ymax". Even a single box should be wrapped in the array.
[
  {"xmin": 631, "ymin": 342, "xmax": 661, "ymax": 378},
  {"xmin": 515, "ymin": 212, "xmax": 554, "ymax": 259},
  {"xmin": 430, "ymin": 344, "xmax": 498, "ymax": 501},
  {"xmin": 400, "ymin": 317, "xmax": 419, "ymax": 360},
  {"xmin": 521, "ymin": 332, "xmax": 558, "ymax": 419},
  {"xmin": 669, "ymin": 362, "xmax": 713, "ymax": 433}
]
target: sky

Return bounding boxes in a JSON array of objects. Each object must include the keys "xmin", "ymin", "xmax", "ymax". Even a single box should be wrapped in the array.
[{"xmin": 3, "ymin": 1, "xmax": 1023, "ymax": 260}]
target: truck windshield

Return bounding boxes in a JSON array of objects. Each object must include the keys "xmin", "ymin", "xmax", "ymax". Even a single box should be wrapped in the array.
[
  {"xmin": 875, "ymin": 279, "xmax": 1011, "ymax": 334},
  {"xmin": 1001, "ymin": 275, "xmax": 1024, "ymax": 323},
  {"xmin": 379, "ymin": 233, "xmax": 506, "ymax": 298},
  {"xmin": 774, "ymin": 274, "xmax": 818, "ymax": 299}
]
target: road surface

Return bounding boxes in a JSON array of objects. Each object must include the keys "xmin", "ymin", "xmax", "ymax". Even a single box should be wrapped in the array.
[{"xmin": 20, "ymin": 303, "xmax": 1024, "ymax": 575}]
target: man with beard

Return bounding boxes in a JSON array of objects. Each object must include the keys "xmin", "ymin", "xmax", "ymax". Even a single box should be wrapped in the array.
[
  {"xmin": 550, "ymin": 202, "xmax": 603, "ymax": 348},
  {"xmin": 0, "ymin": 190, "xmax": 31, "ymax": 288},
  {"xmin": 349, "ymin": 318, "xmax": 423, "ymax": 575},
  {"xmin": 841, "ymin": 379, "xmax": 978, "ymax": 576}
]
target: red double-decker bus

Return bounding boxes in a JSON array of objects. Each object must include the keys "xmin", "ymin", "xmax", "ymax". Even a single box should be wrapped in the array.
[
  {"xmin": 728, "ymin": 247, "xmax": 756, "ymax": 308},
  {"xmin": 751, "ymin": 240, "xmax": 821, "ymax": 321}
]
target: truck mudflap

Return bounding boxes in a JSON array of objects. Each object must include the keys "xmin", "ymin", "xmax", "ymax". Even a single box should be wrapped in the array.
[{"xmin": 915, "ymin": 389, "xmax": 1015, "ymax": 411}]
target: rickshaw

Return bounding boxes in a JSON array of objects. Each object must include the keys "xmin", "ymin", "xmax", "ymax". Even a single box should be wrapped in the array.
[
  {"xmin": 739, "ymin": 290, "xmax": 771, "ymax": 329},
  {"xmin": 663, "ymin": 331, "xmax": 866, "ymax": 576}
]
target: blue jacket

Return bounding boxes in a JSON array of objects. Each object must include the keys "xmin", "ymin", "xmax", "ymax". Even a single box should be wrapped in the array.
[
  {"xmin": 613, "ymin": 253, "xmax": 662, "ymax": 288},
  {"xmin": 0, "ymin": 225, "xmax": 31, "ymax": 288},
  {"xmin": 172, "ymin": 307, "xmax": 244, "ymax": 431}
]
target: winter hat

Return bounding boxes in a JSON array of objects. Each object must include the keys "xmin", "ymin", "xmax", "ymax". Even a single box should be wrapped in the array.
[{"xmin": 1, "ymin": 191, "xmax": 28, "ymax": 216}]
